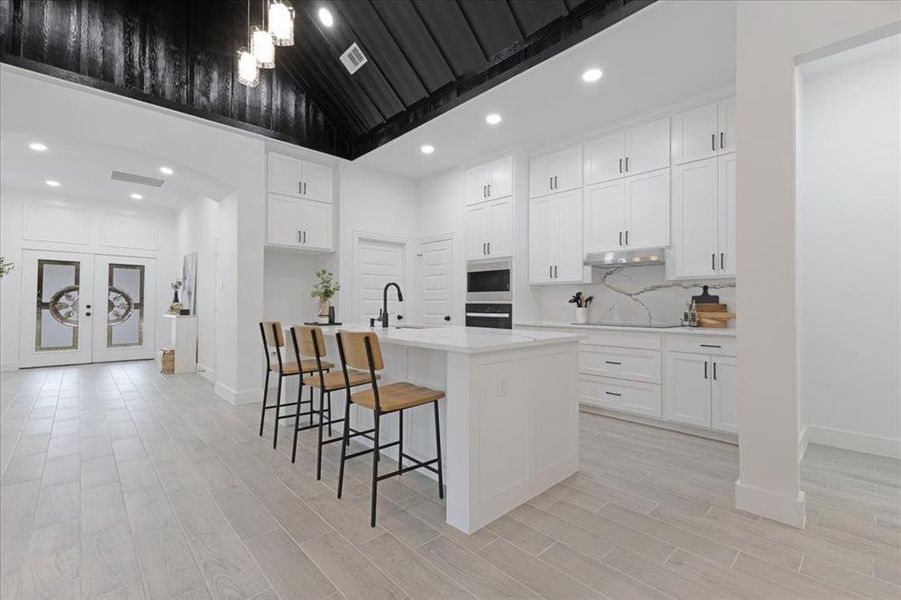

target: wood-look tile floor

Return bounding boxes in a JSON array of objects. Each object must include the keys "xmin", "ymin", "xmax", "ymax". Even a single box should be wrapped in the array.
[{"xmin": 1, "ymin": 362, "xmax": 899, "ymax": 600}]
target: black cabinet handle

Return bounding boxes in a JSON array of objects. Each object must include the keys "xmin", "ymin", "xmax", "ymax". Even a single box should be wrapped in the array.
[
  {"xmin": 700, "ymin": 344, "xmax": 722, "ymax": 348},
  {"xmin": 712, "ymin": 253, "xmax": 716, "ymax": 270},
  {"xmin": 85, "ymin": 312, "xmax": 92, "ymax": 317},
  {"xmin": 625, "ymin": 157, "xmax": 629, "ymax": 172},
  {"xmin": 554, "ymin": 175, "xmax": 558, "ymax": 189},
  {"xmin": 720, "ymin": 253, "xmax": 724, "ymax": 270},
  {"xmin": 549, "ymin": 176, "xmax": 552, "ymax": 190},
  {"xmin": 297, "ymin": 231, "xmax": 301, "ymax": 243},
  {"xmin": 625, "ymin": 230, "xmax": 629, "ymax": 246},
  {"xmin": 605, "ymin": 361, "xmax": 622, "ymax": 365},
  {"xmin": 605, "ymin": 391, "xmax": 622, "ymax": 397},
  {"xmin": 299, "ymin": 181, "xmax": 302, "ymax": 194},
  {"xmin": 704, "ymin": 361, "xmax": 708, "ymax": 379},
  {"xmin": 487, "ymin": 242, "xmax": 491, "ymax": 254},
  {"xmin": 711, "ymin": 134, "xmax": 716, "ymax": 151},
  {"xmin": 554, "ymin": 265, "xmax": 558, "ymax": 278},
  {"xmin": 86, "ymin": 304, "xmax": 92, "ymax": 309},
  {"xmin": 713, "ymin": 362, "xmax": 718, "ymax": 380},
  {"xmin": 619, "ymin": 231, "xmax": 623, "ymax": 246},
  {"xmin": 444, "ymin": 315, "xmax": 451, "ymax": 321},
  {"xmin": 720, "ymin": 132, "xmax": 725, "ymax": 149},
  {"xmin": 487, "ymin": 184, "xmax": 491, "ymax": 196},
  {"xmin": 619, "ymin": 158, "xmax": 622, "ymax": 173},
  {"xmin": 549, "ymin": 265, "xmax": 553, "ymax": 279}
]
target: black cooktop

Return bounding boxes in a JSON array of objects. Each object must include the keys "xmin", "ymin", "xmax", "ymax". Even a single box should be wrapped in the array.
[{"xmin": 573, "ymin": 322, "xmax": 683, "ymax": 329}]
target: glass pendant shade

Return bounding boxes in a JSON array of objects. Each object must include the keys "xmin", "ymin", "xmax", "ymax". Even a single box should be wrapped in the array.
[
  {"xmin": 237, "ymin": 49, "xmax": 260, "ymax": 87},
  {"xmin": 268, "ymin": 1, "xmax": 295, "ymax": 46},
  {"xmin": 252, "ymin": 27, "xmax": 275, "ymax": 69}
]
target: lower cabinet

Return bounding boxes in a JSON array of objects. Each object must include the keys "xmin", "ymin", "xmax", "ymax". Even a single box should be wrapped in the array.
[
  {"xmin": 665, "ymin": 350, "xmax": 737, "ymax": 433},
  {"xmin": 579, "ymin": 374, "xmax": 661, "ymax": 418}
]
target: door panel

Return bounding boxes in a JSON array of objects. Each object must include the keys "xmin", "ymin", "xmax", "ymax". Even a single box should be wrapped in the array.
[
  {"xmin": 301, "ymin": 161, "xmax": 333, "ymax": 203},
  {"xmin": 529, "ymin": 154, "xmax": 555, "ymax": 198},
  {"xmin": 267, "ymin": 194, "xmax": 300, "ymax": 246},
  {"xmin": 487, "ymin": 198, "xmax": 513, "ymax": 258},
  {"xmin": 718, "ymin": 96, "xmax": 736, "ymax": 153},
  {"xmin": 624, "ymin": 117, "xmax": 670, "ymax": 176},
  {"xmin": 465, "ymin": 203, "xmax": 489, "ymax": 260},
  {"xmin": 717, "ymin": 153, "xmax": 736, "ymax": 276},
  {"xmin": 711, "ymin": 356, "xmax": 737, "ymax": 433},
  {"xmin": 666, "ymin": 352, "xmax": 712, "ymax": 427},
  {"xmin": 553, "ymin": 189, "xmax": 584, "ymax": 282},
  {"xmin": 268, "ymin": 153, "xmax": 301, "ymax": 196},
  {"xmin": 465, "ymin": 164, "xmax": 489, "ymax": 205},
  {"xmin": 672, "ymin": 158, "xmax": 719, "ymax": 277},
  {"xmin": 584, "ymin": 131, "xmax": 624, "ymax": 185},
  {"xmin": 488, "ymin": 156, "xmax": 513, "ymax": 199},
  {"xmin": 553, "ymin": 146, "xmax": 583, "ymax": 193},
  {"xmin": 584, "ymin": 180, "xmax": 625, "ymax": 253},
  {"xmin": 672, "ymin": 102, "xmax": 718, "ymax": 165},
  {"xmin": 528, "ymin": 196, "xmax": 554, "ymax": 283},
  {"xmin": 19, "ymin": 250, "xmax": 95, "ymax": 367},
  {"xmin": 91, "ymin": 256, "xmax": 157, "ymax": 363},
  {"xmin": 418, "ymin": 238, "xmax": 453, "ymax": 326},
  {"xmin": 625, "ymin": 168, "xmax": 670, "ymax": 249},
  {"xmin": 299, "ymin": 199, "xmax": 332, "ymax": 250},
  {"xmin": 355, "ymin": 239, "xmax": 406, "ymax": 324}
]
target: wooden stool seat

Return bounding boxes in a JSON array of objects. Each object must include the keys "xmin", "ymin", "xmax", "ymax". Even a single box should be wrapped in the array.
[
  {"xmin": 304, "ymin": 369, "xmax": 378, "ymax": 391},
  {"xmin": 275, "ymin": 359, "xmax": 334, "ymax": 375},
  {"xmin": 351, "ymin": 382, "xmax": 443, "ymax": 412}
]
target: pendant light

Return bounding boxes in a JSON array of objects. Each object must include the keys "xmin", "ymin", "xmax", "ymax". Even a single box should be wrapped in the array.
[
  {"xmin": 237, "ymin": 1, "xmax": 259, "ymax": 87},
  {"xmin": 252, "ymin": 26, "xmax": 275, "ymax": 69},
  {"xmin": 268, "ymin": 1, "xmax": 295, "ymax": 47}
]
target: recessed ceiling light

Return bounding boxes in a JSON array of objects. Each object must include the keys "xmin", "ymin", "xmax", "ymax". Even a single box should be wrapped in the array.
[
  {"xmin": 45, "ymin": 180, "xmax": 60, "ymax": 187},
  {"xmin": 130, "ymin": 193, "xmax": 143, "ymax": 200},
  {"xmin": 159, "ymin": 166, "xmax": 174, "ymax": 175},
  {"xmin": 581, "ymin": 68, "xmax": 603, "ymax": 83},
  {"xmin": 29, "ymin": 142, "xmax": 48, "ymax": 152},
  {"xmin": 485, "ymin": 113, "xmax": 502, "ymax": 125},
  {"xmin": 420, "ymin": 144, "xmax": 434, "ymax": 155},
  {"xmin": 318, "ymin": 7, "xmax": 334, "ymax": 27}
]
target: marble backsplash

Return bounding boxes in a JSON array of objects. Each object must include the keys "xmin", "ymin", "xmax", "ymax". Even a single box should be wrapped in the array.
[{"xmin": 533, "ymin": 265, "xmax": 736, "ymax": 326}]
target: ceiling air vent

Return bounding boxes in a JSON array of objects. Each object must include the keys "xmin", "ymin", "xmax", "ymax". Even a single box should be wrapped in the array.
[
  {"xmin": 109, "ymin": 171, "xmax": 165, "ymax": 187},
  {"xmin": 340, "ymin": 43, "xmax": 367, "ymax": 74}
]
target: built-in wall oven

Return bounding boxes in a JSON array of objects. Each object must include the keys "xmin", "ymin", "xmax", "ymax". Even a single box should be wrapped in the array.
[{"xmin": 466, "ymin": 260, "xmax": 512, "ymax": 329}]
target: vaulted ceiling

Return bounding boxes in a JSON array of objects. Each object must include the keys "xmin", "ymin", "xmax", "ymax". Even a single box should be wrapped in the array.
[{"xmin": 0, "ymin": 0, "xmax": 653, "ymax": 160}]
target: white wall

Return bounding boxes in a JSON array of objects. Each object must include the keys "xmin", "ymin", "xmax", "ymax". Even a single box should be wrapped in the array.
[
  {"xmin": 336, "ymin": 162, "xmax": 418, "ymax": 323},
  {"xmin": 263, "ymin": 248, "xmax": 334, "ymax": 326},
  {"xmin": 734, "ymin": 0, "xmax": 900, "ymax": 527},
  {"xmin": 176, "ymin": 196, "xmax": 219, "ymax": 379},
  {"xmin": 798, "ymin": 36, "xmax": 901, "ymax": 458},
  {"xmin": 0, "ymin": 186, "xmax": 177, "ymax": 370}
]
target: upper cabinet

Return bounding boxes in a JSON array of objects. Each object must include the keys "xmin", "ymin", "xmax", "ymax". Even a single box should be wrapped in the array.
[
  {"xmin": 584, "ymin": 169, "xmax": 670, "ymax": 254},
  {"xmin": 672, "ymin": 96, "xmax": 735, "ymax": 165},
  {"xmin": 465, "ymin": 197, "xmax": 513, "ymax": 260},
  {"xmin": 267, "ymin": 152, "xmax": 334, "ymax": 203},
  {"xmin": 584, "ymin": 118, "xmax": 670, "ymax": 186},
  {"xmin": 528, "ymin": 189, "xmax": 584, "ymax": 284},
  {"xmin": 529, "ymin": 146, "xmax": 582, "ymax": 198},
  {"xmin": 465, "ymin": 156, "xmax": 513, "ymax": 205}
]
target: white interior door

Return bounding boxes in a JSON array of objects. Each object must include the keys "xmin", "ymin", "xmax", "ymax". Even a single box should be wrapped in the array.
[
  {"xmin": 418, "ymin": 237, "xmax": 453, "ymax": 326},
  {"xmin": 19, "ymin": 250, "xmax": 95, "ymax": 368},
  {"xmin": 91, "ymin": 255, "xmax": 157, "ymax": 363},
  {"xmin": 355, "ymin": 238, "xmax": 406, "ymax": 325}
]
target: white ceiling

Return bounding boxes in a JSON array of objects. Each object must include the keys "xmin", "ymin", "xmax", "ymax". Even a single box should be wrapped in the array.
[
  {"xmin": 0, "ymin": 130, "xmax": 232, "ymax": 210},
  {"xmin": 356, "ymin": 0, "xmax": 737, "ymax": 180}
]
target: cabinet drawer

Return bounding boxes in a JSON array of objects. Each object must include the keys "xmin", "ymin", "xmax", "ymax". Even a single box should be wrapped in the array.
[
  {"xmin": 579, "ymin": 330, "xmax": 661, "ymax": 351},
  {"xmin": 666, "ymin": 335, "xmax": 736, "ymax": 356},
  {"xmin": 580, "ymin": 346, "xmax": 661, "ymax": 384},
  {"xmin": 579, "ymin": 375, "xmax": 661, "ymax": 418}
]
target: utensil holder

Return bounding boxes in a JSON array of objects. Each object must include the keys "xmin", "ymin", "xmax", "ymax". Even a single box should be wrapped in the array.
[{"xmin": 575, "ymin": 307, "xmax": 589, "ymax": 324}]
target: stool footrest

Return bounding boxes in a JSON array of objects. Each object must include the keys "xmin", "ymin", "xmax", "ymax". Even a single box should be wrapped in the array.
[
  {"xmin": 343, "ymin": 440, "xmax": 400, "ymax": 460},
  {"xmin": 377, "ymin": 457, "xmax": 439, "ymax": 481}
]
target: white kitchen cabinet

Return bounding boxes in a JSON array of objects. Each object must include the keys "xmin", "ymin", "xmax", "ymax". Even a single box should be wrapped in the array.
[
  {"xmin": 671, "ymin": 154, "xmax": 735, "ymax": 278},
  {"xmin": 666, "ymin": 351, "xmax": 712, "ymax": 427},
  {"xmin": 665, "ymin": 349, "xmax": 737, "ymax": 432},
  {"xmin": 584, "ymin": 168, "xmax": 669, "ymax": 253},
  {"xmin": 672, "ymin": 97, "xmax": 735, "ymax": 165},
  {"xmin": 580, "ymin": 374, "xmax": 661, "ymax": 418},
  {"xmin": 267, "ymin": 152, "xmax": 334, "ymax": 203},
  {"xmin": 583, "ymin": 118, "xmax": 670, "ymax": 186},
  {"xmin": 465, "ymin": 197, "xmax": 512, "ymax": 260},
  {"xmin": 529, "ymin": 145, "xmax": 582, "ymax": 197},
  {"xmin": 711, "ymin": 356, "xmax": 737, "ymax": 433},
  {"xmin": 465, "ymin": 156, "xmax": 513, "ymax": 205},
  {"xmin": 528, "ymin": 189, "xmax": 583, "ymax": 283},
  {"xmin": 266, "ymin": 193, "xmax": 333, "ymax": 251}
]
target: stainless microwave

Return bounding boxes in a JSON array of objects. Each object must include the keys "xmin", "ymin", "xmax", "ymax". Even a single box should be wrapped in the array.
[{"xmin": 466, "ymin": 260, "xmax": 512, "ymax": 302}]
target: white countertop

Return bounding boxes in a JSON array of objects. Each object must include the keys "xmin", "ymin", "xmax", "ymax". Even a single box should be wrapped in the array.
[
  {"xmin": 515, "ymin": 321, "xmax": 737, "ymax": 337},
  {"xmin": 310, "ymin": 324, "xmax": 582, "ymax": 354}
]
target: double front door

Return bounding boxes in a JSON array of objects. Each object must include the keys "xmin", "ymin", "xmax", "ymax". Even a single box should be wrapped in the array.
[{"xmin": 19, "ymin": 250, "xmax": 157, "ymax": 368}]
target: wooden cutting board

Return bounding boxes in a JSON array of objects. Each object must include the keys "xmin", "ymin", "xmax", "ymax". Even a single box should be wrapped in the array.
[{"xmin": 696, "ymin": 303, "xmax": 728, "ymax": 313}]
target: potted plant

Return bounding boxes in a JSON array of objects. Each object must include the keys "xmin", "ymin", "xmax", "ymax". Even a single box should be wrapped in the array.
[
  {"xmin": 169, "ymin": 278, "xmax": 183, "ymax": 314},
  {"xmin": 311, "ymin": 270, "xmax": 339, "ymax": 324}
]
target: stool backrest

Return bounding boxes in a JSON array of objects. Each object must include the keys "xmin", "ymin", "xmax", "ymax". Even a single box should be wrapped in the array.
[
  {"xmin": 260, "ymin": 321, "xmax": 285, "ymax": 348},
  {"xmin": 336, "ymin": 331, "xmax": 384, "ymax": 372},
  {"xmin": 291, "ymin": 325, "xmax": 326, "ymax": 358}
]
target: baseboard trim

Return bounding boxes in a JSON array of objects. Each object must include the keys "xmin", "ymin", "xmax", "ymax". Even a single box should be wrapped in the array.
[
  {"xmin": 580, "ymin": 404, "xmax": 738, "ymax": 446},
  {"xmin": 798, "ymin": 426, "xmax": 811, "ymax": 461},
  {"xmin": 734, "ymin": 479, "xmax": 806, "ymax": 528},
  {"xmin": 196, "ymin": 364, "xmax": 215, "ymax": 383},
  {"xmin": 214, "ymin": 382, "xmax": 260, "ymax": 406},
  {"xmin": 0, "ymin": 360, "xmax": 18, "ymax": 372},
  {"xmin": 805, "ymin": 425, "xmax": 901, "ymax": 460}
]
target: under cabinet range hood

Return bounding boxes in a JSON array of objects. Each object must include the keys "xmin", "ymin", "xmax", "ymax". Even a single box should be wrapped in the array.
[{"xmin": 583, "ymin": 248, "xmax": 666, "ymax": 267}]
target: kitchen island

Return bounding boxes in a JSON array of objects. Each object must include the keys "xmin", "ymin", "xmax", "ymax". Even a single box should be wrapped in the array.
[{"xmin": 308, "ymin": 325, "xmax": 582, "ymax": 534}]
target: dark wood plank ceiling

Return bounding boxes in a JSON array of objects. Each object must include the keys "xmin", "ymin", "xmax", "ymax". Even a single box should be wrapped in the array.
[{"xmin": 0, "ymin": 0, "xmax": 654, "ymax": 161}]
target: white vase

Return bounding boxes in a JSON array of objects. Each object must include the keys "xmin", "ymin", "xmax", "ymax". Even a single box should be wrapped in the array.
[{"xmin": 574, "ymin": 307, "xmax": 589, "ymax": 324}]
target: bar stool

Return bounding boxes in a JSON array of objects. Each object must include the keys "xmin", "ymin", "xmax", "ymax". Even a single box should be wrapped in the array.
[
  {"xmin": 289, "ymin": 325, "xmax": 379, "ymax": 478},
  {"xmin": 335, "ymin": 330, "xmax": 445, "ymax": 527},
  {"xmin": 258, "ymin": 321, "xmax": 333, "ymax": 449}
]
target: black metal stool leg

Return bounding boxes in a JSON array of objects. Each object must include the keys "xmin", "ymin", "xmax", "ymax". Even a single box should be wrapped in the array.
[
  {"xmin": 326, "ymin": 392, "xmax": 333, "ymax": 437},
  {"xmin": 309, "ymin": 385, "xmax": 314, "ymax": 426},
  {"xmin": 370, "ymin": 410, "xmax": 381, "ymax": 527},
  {"xmin": 397, "ymin": 409, "xmax": 403, "ymax": 475},
  {"xmin": 273, "ymin": 374, "xmax": 283, "ymax": 448},
  {"xmin": 259, "ymin": 370, "xmax": 270, "ymax": 436},
  {"xmin": 337, "ymin": 394, "xmax": 352, "ymax": 498},
  {"xmin": 291, "ymin": 381, "xmax": 303, "ymax": 463},
  {"xmin": 316, "ymin": 388, "xmax": 325, "ymax": 480},
  {"xmin": 434, "ymin": 400, "xmax": 444, "ymax": 500}
]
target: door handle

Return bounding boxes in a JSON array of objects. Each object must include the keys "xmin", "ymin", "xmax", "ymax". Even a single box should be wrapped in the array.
[
  {"xmin": 303, "ymin": 182, "xmax": 307, "ymax": 195},
  {"xmin": 711, "ymin": 134, "xmax": 716, "ymax": 151},
  {"xmin": 298, "ymin": 230, "xmax": 302, "ymax": 243},
  {"xmin": 549, "ymin": 176, "xmax": 552, "ymax": 191},
  {"xmin": 554, "ymin": 175, "xmax": 558, "ymax": 189},
  {"xmin": 444, "ymin": 315, "xmax": 451, "ymax": 321},
  {"xmin": 704, "ymin": 361, "xmax": 708, "ymax": 379},
  {"xmin": 303, "ymin": 231, "xmax": 307, "ymax": 243},
  {"xmin": 713, "ymin": 362, "xmax": 718, "ymax": 380},
  {"xmin": 487, "ymin": 184, "xmax": 491, "ymax": 196},
  {"xmin": 299, "ymin": 181, "xmax": 302, "ymax": 194},
  {"xmin": 712, "ymin": 253, "xmax": 716, "ymax": 270},
  {"xmin": 619, "ymin": 231, "xmax": 623, "ymax": 246},
  {"xmin": 625, "ymin": 230, "xmax": 629, "ymax": 246},
  {"xmin": 619, "ymin": 158, "xmax": 622, "ymax": 173},
  {"xmin": 554, "ymin": 265, "xmax": 558, "ymax": 278},
  {"xmin": 720, "ymin": 132, "xmax": 725, "ymax": 149},
  {"xmin": 483, "ymin": 185, "xmax": 486, "ymax": 198},
  {"xmin": 549, "ymin": 265, "xmax": 553, "ymax": 279},
  {"xmin": 624, "ymin": 157, "xmax": 629, "ymax": 172},
  {"xmin": 85, "ymin": 312, "xmax": 92, "ymax": 317},
  {"xmin": 487, "ymin": 242, "xmax": 491, "ymax": 254},
  {"xmin": 720, "ymin": 253, "xmax": 724, "ymax": 270}
]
